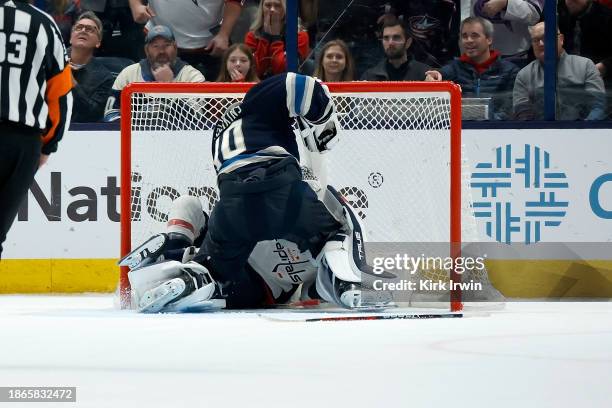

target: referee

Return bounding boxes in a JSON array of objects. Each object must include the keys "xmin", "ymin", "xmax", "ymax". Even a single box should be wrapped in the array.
[{"xmin": 0, "ymin": 0, "xmax": 73, "ymax": 258}]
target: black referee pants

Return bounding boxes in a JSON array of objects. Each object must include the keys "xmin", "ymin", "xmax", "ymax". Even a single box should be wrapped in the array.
[
  {"xmin": 194, "ymin": 159, "xmax": 342, "ymax": 308},
  {"xmin": 0, "ymin": 123, "xmax": 41, "ymax": 259}
]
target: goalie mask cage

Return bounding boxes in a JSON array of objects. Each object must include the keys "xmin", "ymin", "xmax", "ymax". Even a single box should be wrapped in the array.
[{"xmin": 119, "ymin": 81, "xmax": 466, "ymax": 311}]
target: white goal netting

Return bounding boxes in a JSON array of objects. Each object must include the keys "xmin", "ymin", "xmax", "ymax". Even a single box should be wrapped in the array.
[{"xmin": 121, "ymin": 82, "xmax": 503, "ymax": 308}]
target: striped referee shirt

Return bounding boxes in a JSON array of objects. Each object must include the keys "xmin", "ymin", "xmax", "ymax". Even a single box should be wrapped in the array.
[{"xmin": 0, "ymin": 0, "xmax": 73, "ymax": 154}]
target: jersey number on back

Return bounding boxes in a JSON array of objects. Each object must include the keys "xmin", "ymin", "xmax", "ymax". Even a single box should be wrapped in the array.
[
  {"xmin": 213, "ymin": 119, "xmax": 246, "ymax": 170},
  {"xmin": 0, "ymin": 32, "xmax": 28, "ymax": 65}
]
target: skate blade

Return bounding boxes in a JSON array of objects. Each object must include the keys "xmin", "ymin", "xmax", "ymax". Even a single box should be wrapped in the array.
[
  {"xmin": 341, "ymin": 289, "xmax": 395, "ymax": 310},
  {"xmin": 166, "ymin": 299, "xmax": 227, "ymax": 313}
]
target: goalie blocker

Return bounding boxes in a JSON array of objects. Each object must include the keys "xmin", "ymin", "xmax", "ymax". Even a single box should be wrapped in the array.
[{"xmin": 123, "ymin": 193, "xmax": 394, "ymax": 313}]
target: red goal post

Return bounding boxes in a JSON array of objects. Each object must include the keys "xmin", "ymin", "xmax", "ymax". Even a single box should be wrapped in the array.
[{"xmin": 119, "ymin": 81, "xmax": 463, "ymax": 311}]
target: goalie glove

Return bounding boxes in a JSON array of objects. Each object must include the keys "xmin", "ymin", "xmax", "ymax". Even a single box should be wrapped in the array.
[{"xmin": 297, "ymin": 113, "xmax": 340, "ymax": 153}]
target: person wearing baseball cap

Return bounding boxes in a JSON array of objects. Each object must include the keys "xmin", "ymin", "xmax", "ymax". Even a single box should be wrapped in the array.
[
  {"xmin": 103, "ymin": 24, "xmax": 205, "ymax": 121},
  {"xmin": 145, "ymin": 25, "xmax": 176, "ymax": 45}
]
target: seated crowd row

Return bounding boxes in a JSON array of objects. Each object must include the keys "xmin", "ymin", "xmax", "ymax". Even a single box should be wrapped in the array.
[{"xmin": 63, "ymin": 1, "xmax": 611, "ymax": 123}]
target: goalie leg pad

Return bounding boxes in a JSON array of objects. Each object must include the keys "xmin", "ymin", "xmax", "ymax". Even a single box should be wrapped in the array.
[
  {"xmin": 319, "ymin": 185, "xmax": 370, "ymax": 279},
  {"xmin": 314, "ymin": 186, "xmax": 396, "ymax": 309},
  {"xmin": 128, "ymin": 260, "xmax": 186, "ymax": 305},
  {"xmin": 322, "ymin": 186, "xmax": 396, "ymax": 279},
  {"xmin": 129, "ymin": 261, "xmax": 223, "ymax": 313},
  {"xmin": 138, "ymin": 277, "xmax": 187, "ymax": 313},
  {"xmin": 315, "ymin": 258, "xmax": 393, "ymax": 309}
]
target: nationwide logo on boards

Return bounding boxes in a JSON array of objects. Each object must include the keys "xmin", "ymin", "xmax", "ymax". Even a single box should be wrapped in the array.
[
  {"xmin": 17, "ymin": 170, "xmax": 372, "ymax": 224},
  {"xmin": 470, "ymin": 144, "xmax": 569, "ymax": 244}
]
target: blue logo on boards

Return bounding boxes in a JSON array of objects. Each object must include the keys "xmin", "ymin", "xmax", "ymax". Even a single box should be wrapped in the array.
[{"xmin": 471, "ymin": 144, "xmax": 569, "ymax": 244}]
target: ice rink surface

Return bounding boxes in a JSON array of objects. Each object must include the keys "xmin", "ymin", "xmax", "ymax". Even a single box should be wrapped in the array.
[{"xmin": 1, "ymin": 295, "xmax": 611, "ymax": 408}]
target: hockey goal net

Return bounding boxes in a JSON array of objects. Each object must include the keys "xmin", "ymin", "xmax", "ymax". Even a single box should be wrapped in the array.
[{"xmin": 119, "ymin": 81, "xmax": 501, "ymax": 311}]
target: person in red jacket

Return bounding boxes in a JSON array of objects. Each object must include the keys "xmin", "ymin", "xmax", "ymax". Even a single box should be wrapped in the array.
[{"xmin": 245, "ymin": 0, "xmax": 309, "ymax": 79}]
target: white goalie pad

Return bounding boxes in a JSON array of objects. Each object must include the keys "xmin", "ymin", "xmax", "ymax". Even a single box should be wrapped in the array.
[
  {"xmin": 315, "ymin": 186, "xmax": 397, "ymax": 308},
  {"xmin": 128, "ymin": 260, "xmax": 187, "ymax": 306},
  {"xmin": 314, "ymin": 187, "xmax": 365, "ymax": 307},
  {"xmin": 315, "ymin": 254, "xmax": 394, "ymax": 309},
  {"xmin": 319, "ymin": 186, "xmax": 369, "ymax": 280},
  {"xmin": 317, "ymin": 236, "xmax": 362, "ymax": 284},
  {"xmin": 321, "ymin": 186, "xmax": 396, "ymax": 280},
  {"xmin": 129, "ymin": 260, "xmax": 223, "ymax": 313}
]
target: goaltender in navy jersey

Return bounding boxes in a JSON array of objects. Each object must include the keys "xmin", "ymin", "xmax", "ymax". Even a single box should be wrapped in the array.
[{"xmin": 212, "ymin": 72, "xmax": 334, "ymax": 175}]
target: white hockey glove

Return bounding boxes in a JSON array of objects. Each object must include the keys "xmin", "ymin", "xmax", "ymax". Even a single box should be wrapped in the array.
[{"xmin": 297, "ymin": 113, "xmax": 340, "ymax": 153}]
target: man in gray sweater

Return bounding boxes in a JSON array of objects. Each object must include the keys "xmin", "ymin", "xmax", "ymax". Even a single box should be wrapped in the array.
[{"xmin": 513, "ymin": 21, "xmax": 606, "ymax": 120}]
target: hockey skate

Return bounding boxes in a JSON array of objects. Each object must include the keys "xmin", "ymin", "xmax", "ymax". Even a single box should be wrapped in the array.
[
  {"xmin": 317, "ymin": 253, "xmax": 395, "ymax": 310},
  {"xmin": 118, "ymin": 233, "xmax": 168, "ymax": 270},
  {"xmin": 337, "ymin": 281, "xmax": 395, "ymax": 310},
  {"xmin": 135, "ymin": 261, "xmax": 225, "ymax": 313},
  {"xmin": 119, "ymin": 232, "xmax": 198, "ymax": 271}
]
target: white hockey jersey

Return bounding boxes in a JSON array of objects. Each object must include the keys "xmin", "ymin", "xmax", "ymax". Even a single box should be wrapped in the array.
[{"xmin": 248, "ymin": 239, "xmax": 318, "ymax": 299}]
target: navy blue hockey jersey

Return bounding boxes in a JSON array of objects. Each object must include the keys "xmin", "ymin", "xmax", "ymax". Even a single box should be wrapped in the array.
[{"xmin": 212, "ymin": 73, "xmax": 334, "ymax": 175}]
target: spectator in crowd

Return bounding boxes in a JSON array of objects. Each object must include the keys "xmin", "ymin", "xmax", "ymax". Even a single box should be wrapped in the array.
[
  {"xmin": 47, "ymin": 0, "xmax": 81, "ymax": 45},
  {"xmin": 425, "ymin": 16, "xmax": 519, "ymax": 120},
  {"xmin": 558, "ymin": 0, "xmax": 612, "ymax": 115},
  {"xmin": 297, "ymin": 0, "xmax": 318, "ymax": 49},
  {"xmin": 314, "ymin": 1, "xmax": 383, "ymax": 78},
  {"xmin": 299, "ymin": 0, "xmax": 318, "ymax": 26},
  {"xmin": 217, "ymin": 43, "xmax": 260, "ymax": 82},
  {"xmin": 472, "ymin": 0, "xmax": 543, "ymax": 68},
  {"xmin": 231, "ymin": 0, "xmax": 259, "ymax": 45},
  {"xmin": 378, "ymin": 1, "xmax": 460, "ymax": 68},
  {"xmin": 313, "ymin": 40, "xmax": 355, "ymax": 81},
  {"xmin": 104, "ymin": 25, "xmax": 205, "ymax": 121},
  {"xmin": 314, "ymin": 1, "xmax": 459, "ymax": 77},
  {"xmin": 360, "ymin": 17, "xmax": 429, "ymax": 81},
  {"xmin": 129, "ymin": 0, "xmax": 243, "ymax": 80},
  {"xmin": 245, "ymin": 0, "xmax": 310, "ymax": 79},
  {"xmin": 513, "ymin": 22, "xmax": 606, "ymax": 120},
  {"xmin": 68, "ymin": 12, "xmax": 114, "ymax": 123},
  {"xmin": 80, "ymin": 0, "xmax": 145, "ymax": 62}
]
